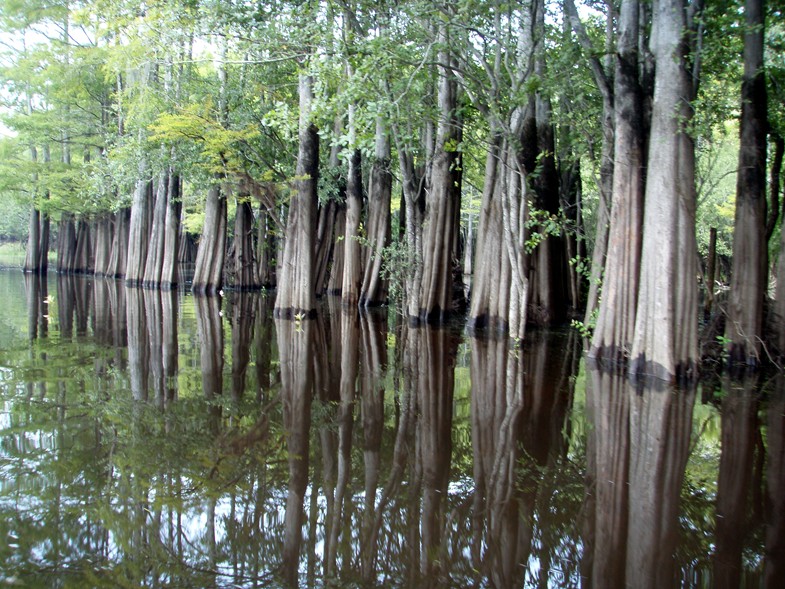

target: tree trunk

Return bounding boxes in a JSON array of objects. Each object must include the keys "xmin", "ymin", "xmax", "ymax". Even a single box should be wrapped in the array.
[
  {"xmin": 257, "ymin": 204, "xmax": 277, "ymax": 288},
  {"xmin": 24, "ymin": 208, "xmax": 50, "ymax": 275},
  {"xmin": 229, "ymin": 197, "xmax": 260, "ymax": 290},
  {"xmin": 178, "ymin": 230, "xmax": 197, "ymax": 265},
  {"xmin": 725, "ymin": 0, "xmax": 767, "ymax": 368},
  {"xmin": 590, "ymin": 0, "xmax": 646, "ymax": 364},
  {"xmin": 397, "ymin": 147, "xmax": 425, "ymax": 320},
  {"xmin": 328, "ymin": 205, "xmax": 347, "ymax": 296},
  {"xmin": 418, "ymin": 24, "xmax": 462, "ymax": 324},
  {"xmin": 93, "ymin": 214, "xmax": 114, "ymax": 277},
  {"xmin": 341, "ymin": 53, "xmax": 364, "ymax": 307},
  {"xmin": 630, "ymin": 0, "xmax": 699, "ymax": 381},
  {"xmin": 360, "ymin": 118, "xmax": 392, "ymax": 307},
  {"xmin": 565, "ymin": 0, "xmax": 616, "ymax": 329},
  {"xmin": 23, "ymin": 140, "xmax": 50, "ymax": 275},
  {"xmin": 706, "ymin": 227, "xmax": 717, "ymax": 317},
  {"xmin": 143, "ymin": 172, "xmax": 169, "ymax": 287},
  {"xmin": 528, "ymin": 15, "xmax": 567, "ymax": 327},
  {"xmin": 341, "ymin": 148, "xmax": 363, "ymax": 306},
  {"xmin": 468, "ymin": 132, "xmax": 528, "ymax": 340},
  {"xmin": 72, "ymin": 218, "xmax": 92, "ymax": 274},
  {"xmin": 274, "ymin": 72, "xmax": 319, "ymax": 318},
  {"xmin": 56, "ymin": 213, "xmax": 77, "ymax": 274},
  {"xmin": 107, "ymin": 207, "xmax": 130, "ymax": 278},
  {"xmin": 160, "ymin": 171, "xmax": 181, "ymax": 289},
  {"xmin": 126, "ymin": 172, "xmax": 152, "ymax": 286},
  {"xmin": 192, "ymin": 185, "xmax": 227, "ymax": 295},
  {"xmin": 314, "ymin": 198, "xmax": 339, "ymax": 296}
]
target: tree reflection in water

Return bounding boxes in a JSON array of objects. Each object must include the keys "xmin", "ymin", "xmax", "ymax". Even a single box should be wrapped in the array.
[
  {"xmin": 713, "ymin": 374, "xmax": 761, "ymax": 589},
  {"xmin": 276, "ymin": 317, "xmax": 314, "ymax": 587},
  {"xmin": 766, "ymin": 376, "xmax": 785, "ymax": 587},
  {"xmin": 583, "ymin": 367, "xmax": 696, "ymax": 588},
  {"xmin": 0, "ymin": 272, "xmax": 782, "ymax": 586}
]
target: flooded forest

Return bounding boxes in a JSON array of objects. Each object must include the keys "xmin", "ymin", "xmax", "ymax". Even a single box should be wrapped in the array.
[
  {"xmin": 2, "ymin": 0, "xmax": 785, "ymax": 586},
  {"xmin": 1, "ymin": 270, "xmax": 784, "ymax": 587}
]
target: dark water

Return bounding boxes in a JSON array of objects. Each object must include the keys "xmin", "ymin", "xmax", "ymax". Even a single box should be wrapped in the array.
[{"xmin": 0, "ymin": 270, "xmax": 782, "ymax": 588}]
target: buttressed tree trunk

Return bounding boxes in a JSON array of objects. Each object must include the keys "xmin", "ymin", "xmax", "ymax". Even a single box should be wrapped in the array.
[
  {"xmin": 23, "ymin": 144, "xmax": 50, "ymax": 276},
  {"xmin": 590, "ymin": 0, "xmax": 646, "ymax": 364},
  {"xmin": 469, "ymin": 131, "xmax": 529, "ymax": 341},
  {"xmin": 56, "ymin": 213, "xmax": 76, "ymax": 274},
  {"xmin": 467, "ymin": 0, "xmax": 536, "ymax": 342},
  {"xmin": 565, "ymin": 0, "xmax": 615, "ymax": 327},
  {"xmin": 257, "ymin": 204, "xmax": 277, "ymax": 288},
  {"xmin": 93, "ymin": 214, "xmax": 113, "ymax": 277},
  {"xmin": 107, "ymin": 207, "xmax": 130, "ymax": 278},
  {"xmin": 143, "ymin": 172, "xmax": 169, "ymax": 288},
  {"xmin": 725, "ymin": 0, "xmax": 767, "ymax": 368},
  {"xmin": 72, "ymin": 218, "xmax": 92, "ymax": 274},
  {"xmin": 527, "ymin": 0, "xmax": 567, "ymax": 326},
  {"xmin": 341, "ymin": 36, "xmax": 363, "ymax": 307},
  {"xmin": 230, "ymin": 196, "xmax": 260, "ymax": 290},
  {"xmin": 418, "ymin": 21, "xmax": 462, "ymax": 324},
  {"xmin": 143, "ymin": 171, "xmax": 182, "ymax": 289},
  {"xmin": 360, "ymin": 117, "xmax": 392, "ymax": 307},
  {"xmin": 274, "ymin": 72, "xmax": 319, "ymax": 319},
  {"xmin": 160, "ymin": 171, "xmax": 181, "ymax": 288},
  {"xmin": 192, "ymin": 185, "xmax": 227, "ymax": 295},
  {"xmin": 630, "ymin": 0, "xmax": 699, "ymax": 381},
  {"xmin": 341, "ymin": 145, "xmax": 363, "ymax": 306},
  {"xmin": 24, "ymin": 208, "xmax": 50, "ymax": 275},
  {"xmin": 315, "ymin": 118, "xmax": 344, "ymax": 297},
  {"xmin": 193, "ymin": 34, "xmax": 229, "ymax": 296},
  {"xmin": 125, "ymin": 170, "xmax": 152, "ymax": 286},
  {"xmin": 24, "ymin": 136, "xmax": 50, "ymax": 275},
  {"xmin": 397, "ymin": 144, "xmax": 425, "ymax": 320}
]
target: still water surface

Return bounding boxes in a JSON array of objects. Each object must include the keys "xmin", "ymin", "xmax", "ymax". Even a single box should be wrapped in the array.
[{"xmin": 0, "ymin": 270, "xmax": 782, "ymax": 588}]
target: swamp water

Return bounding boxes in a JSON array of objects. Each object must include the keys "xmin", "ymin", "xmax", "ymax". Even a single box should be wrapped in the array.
[{"xmin": 0, "ymin": 269, "xmax": 782, "ymax": 588}]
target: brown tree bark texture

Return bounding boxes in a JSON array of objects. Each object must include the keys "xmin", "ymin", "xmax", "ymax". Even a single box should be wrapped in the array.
[
  {"xmin": 275, "ymin": 74, "xmax": 319, "ymax": 318},
  {"xmin": 726, "ymin": 0, "xmax": 767, "ymax": 367},
  {"xmin": 143, "ymin": 173, "xmax": 169, "ymax": 287},
  {"xmin": 418, "ymin": 33, "xmax": 461, "ymax": 325},
  {"xmin": 342, "ymin": 149, "xmax": 363, "ymax": 306},
  {"xmin": 631, "ymin": 0, "xmax": 698, "ymax": 381},
  {"xmin": 360, "ymin": 120, "xmax": 392, "ymax": 307},
  {"xmin": 590, "ymin": 0, "xmax": 645, "ymax": 364},
  {"xmin": 125, "ymin": 176, "xmax": 152, "ymax": 285},
  {"xmin": 192, "ymin": 185, "xmax": 227, "ymax": 295}
]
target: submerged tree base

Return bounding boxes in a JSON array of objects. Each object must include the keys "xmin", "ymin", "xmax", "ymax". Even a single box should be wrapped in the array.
[{"xmin": 629, "ymin": 355, "xmax": 698, "ymax": 386}]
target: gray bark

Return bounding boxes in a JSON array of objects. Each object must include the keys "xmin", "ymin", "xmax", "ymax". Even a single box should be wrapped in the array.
[
  {"xmin": 274, "ymin": 72, "xmax": 319, "ymax": 318},
  {"xmin": 630, "ymin": 0, "xmax": 699, "ymax": 381},
  {"xmin": 192, "ymin": 185, "xmax": 227, "ymax": 295}
]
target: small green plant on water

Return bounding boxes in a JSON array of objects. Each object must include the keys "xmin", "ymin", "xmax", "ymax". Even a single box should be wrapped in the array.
[{"xmin": 571, "ymin": 308, "xmax": 598, "ymax": 339}]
